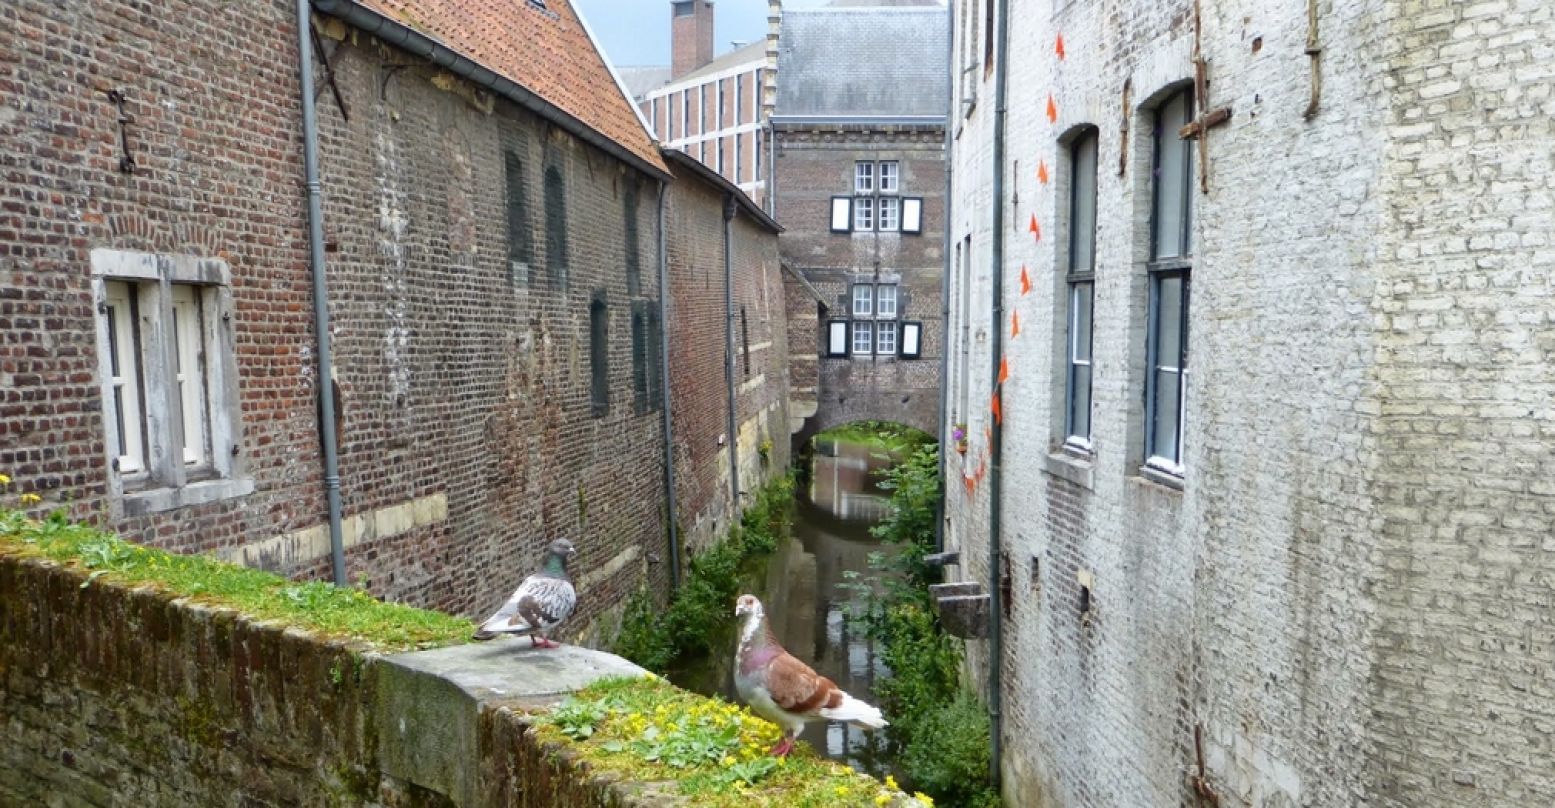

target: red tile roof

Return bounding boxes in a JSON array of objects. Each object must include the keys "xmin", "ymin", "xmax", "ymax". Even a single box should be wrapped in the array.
[{"xmin": 348, "ymin": 0, "xmax": 666, "ymax": 173}]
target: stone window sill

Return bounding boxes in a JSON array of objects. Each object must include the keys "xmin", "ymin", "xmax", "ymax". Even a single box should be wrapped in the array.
[
  {"xmin": 1132, "ymin": 464, "xmax": 1184, "ymax": 493},
  {"xmin": 123, "ymin": 477, "xmax": 256, "ymax": 517},
  {"xmin": 1042, "ymin": 449, "xmax": 1094, "ymax": 491}
]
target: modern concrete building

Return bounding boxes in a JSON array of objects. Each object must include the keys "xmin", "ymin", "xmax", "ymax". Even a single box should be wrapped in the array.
[{"xmin": 942, "ymin": 1, "xmax": 1555, "ymax": 806}]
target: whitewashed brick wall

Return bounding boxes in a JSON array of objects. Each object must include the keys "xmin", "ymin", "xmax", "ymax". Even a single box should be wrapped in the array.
[{"xmin": 943, "ymin": 1, "xmax": 1555, "ymax": 806}]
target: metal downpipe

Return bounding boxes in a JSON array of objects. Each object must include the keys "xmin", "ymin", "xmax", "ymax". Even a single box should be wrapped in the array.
[
  {"xmin": 934, "ymin": 0, "xmax": 955, "ymax": 554},
  {"xmin": 295, "ymin": 1, "xmax": 347, "ymax": 586},
  {"xmin": 656, "ymin": 181, "xmax": 681, "ymax": 589},
  {"xmin": 723, "ymin": 194, "xmax": 741, "ymax": 511},
  {"xmin": 986, "ymin": 0, "xmax": 1012, "ymax": 789}
]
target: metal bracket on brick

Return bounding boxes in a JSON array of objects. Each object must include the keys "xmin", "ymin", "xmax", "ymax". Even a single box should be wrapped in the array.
[{"xmin": 105, "ymin": 89, "xmax": 136, "ymax": 175}]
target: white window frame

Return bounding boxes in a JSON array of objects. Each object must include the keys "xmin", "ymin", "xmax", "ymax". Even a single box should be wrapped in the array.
[
  {"xmin": 854, "ymin": 196, "xmax": 875, "ymax": 231},
  {"xmin": 878, "ymin": 197, "xmax": 901, "ymax": 232},
  {"xmin": 103, "ymin": 281, "xmax": 146, "ymax": 476},
  {"xmin": 854, "ymin": 161, "xmax": 875, "ymax": 194},
  {"xmin": 879, "ymin": 161, "xmax": 900, "ymax": 193},
  {"xmin": 851, "ymin": 321, "xmax": 874, "ymax": 355},
  {"xmin": 852, "ymin": 284, "xmax": 874, "ymax": 317},
  {"xmin": 91, "ymin": 248, "xmax": 252, "ymax": 515},
  {"xmin": 875, "ymin": 284, "xmax": 898, "ymax": 317},
  {"xmin": 875, "ymin": 320, "xmax": 898, "ymax": 355},
  {"xmin": 170, "ymin": 284, "xmax": 210, "ymax": 467}
]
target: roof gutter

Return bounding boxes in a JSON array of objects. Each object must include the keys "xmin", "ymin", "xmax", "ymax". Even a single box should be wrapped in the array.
[
  {"xmin": 294, "ymin": 0, "xmax": 347, "ymax": 586},
  {"xmin": 311, "ymin": 0, "xmax": 671, "ymax": 184}
]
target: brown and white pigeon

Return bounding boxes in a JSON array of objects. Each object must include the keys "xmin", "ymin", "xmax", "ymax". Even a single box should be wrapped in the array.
[
  {"xmin": 733, "ymin": 593, "xmax": 887, "ymax": 756},
  {"xmin": 472, "ymin": 538, "xmax": 578, "ymax": 648}
]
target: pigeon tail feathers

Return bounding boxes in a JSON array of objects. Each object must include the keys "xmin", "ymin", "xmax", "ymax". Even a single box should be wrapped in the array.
[{"xmin": 818, "ymin": 693, "xmax": 888, "ymax": 730}]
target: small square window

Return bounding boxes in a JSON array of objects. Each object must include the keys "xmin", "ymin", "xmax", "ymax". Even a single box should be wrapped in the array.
[
  {"xmin": 879, "ymin": 161, "xmax": 900, "ymax": 193},
  {"xmin": 851, "ymin": 321, "xmax": 874, "ymax": 355},
  {"xmin": 852, "ymin": 284, "xmax": 874, "ymax": 317},
  {"xmin": 876, "ymin": 284, "xmax": 898, "ymax": 317},
  {"xmin": 876, "ymin": 321, "xmax": 898, "ymax": 355},
  {"xmin": 854, "ymin": 162, "xmax": 874, "ymax": 194},
  {"xmin": 878, "ymin": 197, "xmax": 900, "ymax": 231},
  {"xmin": 854, "ymin": 196, "xmax": 875, "ymax": 231}
]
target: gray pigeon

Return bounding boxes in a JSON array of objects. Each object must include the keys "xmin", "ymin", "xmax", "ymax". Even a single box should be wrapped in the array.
[{"xmin": 472, "ymin": 538, "xmax": 578, "ymax": 648}]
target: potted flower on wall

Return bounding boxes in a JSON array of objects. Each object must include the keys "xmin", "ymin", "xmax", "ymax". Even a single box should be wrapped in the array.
[{"xmin": 952, "ymin": 424, "xmax": 968, "ymax": 455}]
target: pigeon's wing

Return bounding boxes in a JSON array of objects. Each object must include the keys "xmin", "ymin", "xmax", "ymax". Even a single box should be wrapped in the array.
[
  {"xmin": 764, "ymin": 650, "xmax": 844, "ymax": 716},
  {"xmin": 478, "ymin": 575, "xmax": 574, "ymax": 635}
]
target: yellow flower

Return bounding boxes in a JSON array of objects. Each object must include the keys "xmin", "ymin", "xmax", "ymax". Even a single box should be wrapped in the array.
[
  {"xmin": 19, "ymin": 493, "xmax": 41, "ymax": 506},
  {"xmin": 886, "ymin": 775, "xmax": 899, "ymax": 791},
  {"xmin": 875, "ymin": 794, "xmax": 892, "ymax": 806},
  {"xmin": 834, "ymin": 786, "xmax": 850, "ymax": 796},
  {"xmin": 0, "ymin": 473, "xmax": 11, "ymax": 485},
  {"xmin": 721, "ymin": 756, "xmax": 736, "ymax": 767},
  {"xmin": 914, "ymin": 792, "xmax": 934, "ymax": 807}
]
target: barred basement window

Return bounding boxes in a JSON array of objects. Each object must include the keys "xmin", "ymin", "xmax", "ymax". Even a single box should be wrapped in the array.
[
  {"xmin": 92, "ymin": 249, "xmax": 250, "ymax": 514},
  {"xmin": 1144, "ymin": 87, "xmax": 1195, "ymax": 476}
]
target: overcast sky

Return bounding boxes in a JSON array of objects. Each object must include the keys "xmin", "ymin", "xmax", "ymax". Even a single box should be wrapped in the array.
[{"xmin": 574, "ymin": 0, "xmax": 835, "ymax": 67}]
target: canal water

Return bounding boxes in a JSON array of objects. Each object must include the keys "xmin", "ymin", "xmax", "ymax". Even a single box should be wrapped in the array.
[{"xmin": 669, "ymin": 438, "xmax": 903, "ymax": 775}]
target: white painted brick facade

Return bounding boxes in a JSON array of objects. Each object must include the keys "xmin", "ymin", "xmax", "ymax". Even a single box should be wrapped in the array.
[{"xmin": 943, "ymin": 1, "xmax": 1555, "ymax": 806}]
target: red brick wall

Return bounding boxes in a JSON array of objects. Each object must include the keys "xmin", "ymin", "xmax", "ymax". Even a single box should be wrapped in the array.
[
  {"xmin": 0, "ymin": 3, "xmax": 675, "ymax": 633},
  {"xmin": 0, "ymin": 0, "xmax": 324, "ymax": 551},
  {"xmin": 664, "ymin": 174, "xmax": 788, "ymax": 556}
]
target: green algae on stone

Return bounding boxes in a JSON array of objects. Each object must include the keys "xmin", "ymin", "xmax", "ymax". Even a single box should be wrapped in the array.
[{"xmin": 0, "ymin": 508, "xmax": 472, "ymax": 652}]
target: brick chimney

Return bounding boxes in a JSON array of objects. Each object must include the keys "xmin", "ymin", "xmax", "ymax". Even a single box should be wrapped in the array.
[{"xmin": 671, "ymin": 0, "xmax": 715, "ymax": 79}]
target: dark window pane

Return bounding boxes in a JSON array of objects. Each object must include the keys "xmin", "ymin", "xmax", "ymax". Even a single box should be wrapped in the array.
[
  {"xmin": 1070, "ymin": 133, "xmax": 1098, "ymax": 273},
  {"xmin": 1155, "ymin": 274, "xmax": 1183, "ymax": 366},
  {"xmin": 1153, "ymin": 90, "xmax": 1193, "ymax": 260},
  {"xmin": 1072, "ymin": 282, "xmax": 1093, "ymax": 363},
  {"xmin": 590, "ymin": 297, "xmax": 608, "ymax": 414}
]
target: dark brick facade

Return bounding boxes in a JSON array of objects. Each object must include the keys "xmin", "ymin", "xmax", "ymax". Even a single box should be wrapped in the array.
[
  {"xmin": 773, "ymin": 123, "xmax": 946, "ymax": 442},
  {"xmin": 663, "ymin": 157, "xmax": 788, "ymax": 557},
  {"xmin": 0, "ymin": 2, "xmax": 790, "ymax": 640}
]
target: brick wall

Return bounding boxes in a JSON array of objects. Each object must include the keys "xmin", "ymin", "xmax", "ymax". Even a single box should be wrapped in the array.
[
  {"xmin": 773, "ymin": 124, "xmax": 946, "ymax": 441},
  {"xmin": 0, "ymin": 2, "xmax": 677, "ymax": 638},
  {"xmin": 664, "ymin": 169, "xmax": 789, "ymax": 557},
  {"xmin": 943, "ymin": 1, "xmax": 1555, "ymax": 806}
]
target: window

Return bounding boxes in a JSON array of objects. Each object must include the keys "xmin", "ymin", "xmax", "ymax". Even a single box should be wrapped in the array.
[
  {"xmin": 741, "ymin": 306, "xmax": 751, "ymax": 376},
  {"xmin": 736, "ymin": 72, "xmax": 744, "ymax": 119},
  {"xmin": 878, "ymin": 197, "xmax": 900, "ymax": 231},
  {"xmin": 682, "ymin": 89, "xmax": 691, "ymax": 139},
  {"xmin": 852, "ymin": 285, "xmax": 874, "ymax": 317},
  {"xmin": 879, "ymin": 161, "xmax": 899, "ymax": 193},
  {"xmin": 876, "ymin": 284, "xmax": 898, "ymax": 317},
  {"xmin": 1145, "ymin": 88, "xmax": 1195, "ymax": 474},
  {"xmin": 852, "ymin": 321, "xmax": 873, "ymax": 354},
  {"xmin": 983, "ymin": 0, "xmax": 995, "ymax": 73},
  {"xmin": 699, "ymin": 84, "xmax": 707, "ymax": 134},
  {"xmin": 590, "ymin": 294, "xmax": 609, "ymax": 415},
  {"xmin": 631, "ymin": 303, "xmax": 650, "ymax": 415},
  {"xmin": 504, "ymin": 151, "xmax": 532, "ymax": 286},
  {"xmin": 754, "ymin": 129, "xmax": 762, "ymax": 184},
  {"xmin": 826, "ymin": 320, "xmax": 849, "ymax": 357},
  {"xmin": 875, "ymin": 320, "xmax": 898, "ymax": 355},
  {"xmin": 900, "ymin": 321, "xmax": 923, "ymax": 358},
  {"xmin": 92, "ymin": 249, "xmax": 248, "ymax": 512},
  {"xmin": 673, "ymin": 0, "xmax": 693, "ymax": 16},
  {"xmin": 853, "ymin": 196, "xmax": 874, "ymax": 231},
  {"xmin": 103, "ymin": 281, "xmax": 145, "ymax": 474},
  {"xmin": 734, "ymin": 134, "xmax": 742, "ymax": 182},
  {"xmin": 717, "ymin": 137, "xmax": 725, "ymax": 174},
  {"xmin": 838, "ymin": 161, "xmax": 921, "ymax": 234},
  {"xmin": 718, "ymin": 79, "xmax": 726, "ymax": 126},
  {"xmin": 1065, "ymin": 131, "xmax": 1098, "ymax": 447},
  {"xmin": 544, "ymin": 164, "xmax": 568, "ymax": 288}
]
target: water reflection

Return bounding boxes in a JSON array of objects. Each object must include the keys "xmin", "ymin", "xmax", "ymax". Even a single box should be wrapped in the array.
[{"xmin": 670, "ymin": 440, "xmax": 904, "ymax": 775}]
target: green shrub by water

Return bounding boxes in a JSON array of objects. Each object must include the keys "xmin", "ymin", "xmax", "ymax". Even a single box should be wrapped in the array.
[
  {"xmin": 614, "ymin": 474, "xmax": 794, "ymax": 673},
  {"xmin": 813, "ymin": 421, "xmax": 935, "ymax": 457},
  {"xmin": 853, "ymin": 445, "xmax": 1002, "ymax": 808}
]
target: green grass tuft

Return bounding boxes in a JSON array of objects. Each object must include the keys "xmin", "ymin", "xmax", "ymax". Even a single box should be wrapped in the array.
[
  {"xmin": 533, "ymin": 675, "xmax": 929, "ymax": 807},
  {"xmin": 0, "ymin": 508, "xmax": 473, "ymax": 652}
]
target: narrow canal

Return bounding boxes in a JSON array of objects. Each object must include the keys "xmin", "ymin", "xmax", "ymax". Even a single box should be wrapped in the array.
[{"xmin": 670, "ymin": 437, "xmax": 906, "ymax": 776}]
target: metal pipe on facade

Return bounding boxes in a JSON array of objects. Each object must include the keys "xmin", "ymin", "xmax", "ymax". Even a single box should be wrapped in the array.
[
  {"xmin": 656, "ymin": 181, "xmax": 681, "ymax": 589},
  {"xmin": 986, "ymin": 0, "xmax": 1012, "ymax": 789},
  {"xmin": 294, "ymin": 1, "xmax": 347, "ymax": 586},
  {"xmin": 934, "ymin": 0, "xmax": 955, "ymax": 553},
  {"xmin": 723, "ymin": 194, "xmax": 741, "ymax": 511}
]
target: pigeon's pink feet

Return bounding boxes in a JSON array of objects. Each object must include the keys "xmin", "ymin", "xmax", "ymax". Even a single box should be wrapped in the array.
[
  {"xmin": 531, "ymin": 636, "xmax": 560, "ymax": 649},
  {"xmin": 769, "ymin": 737, "xmax": 795, "ymax": 757}
]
